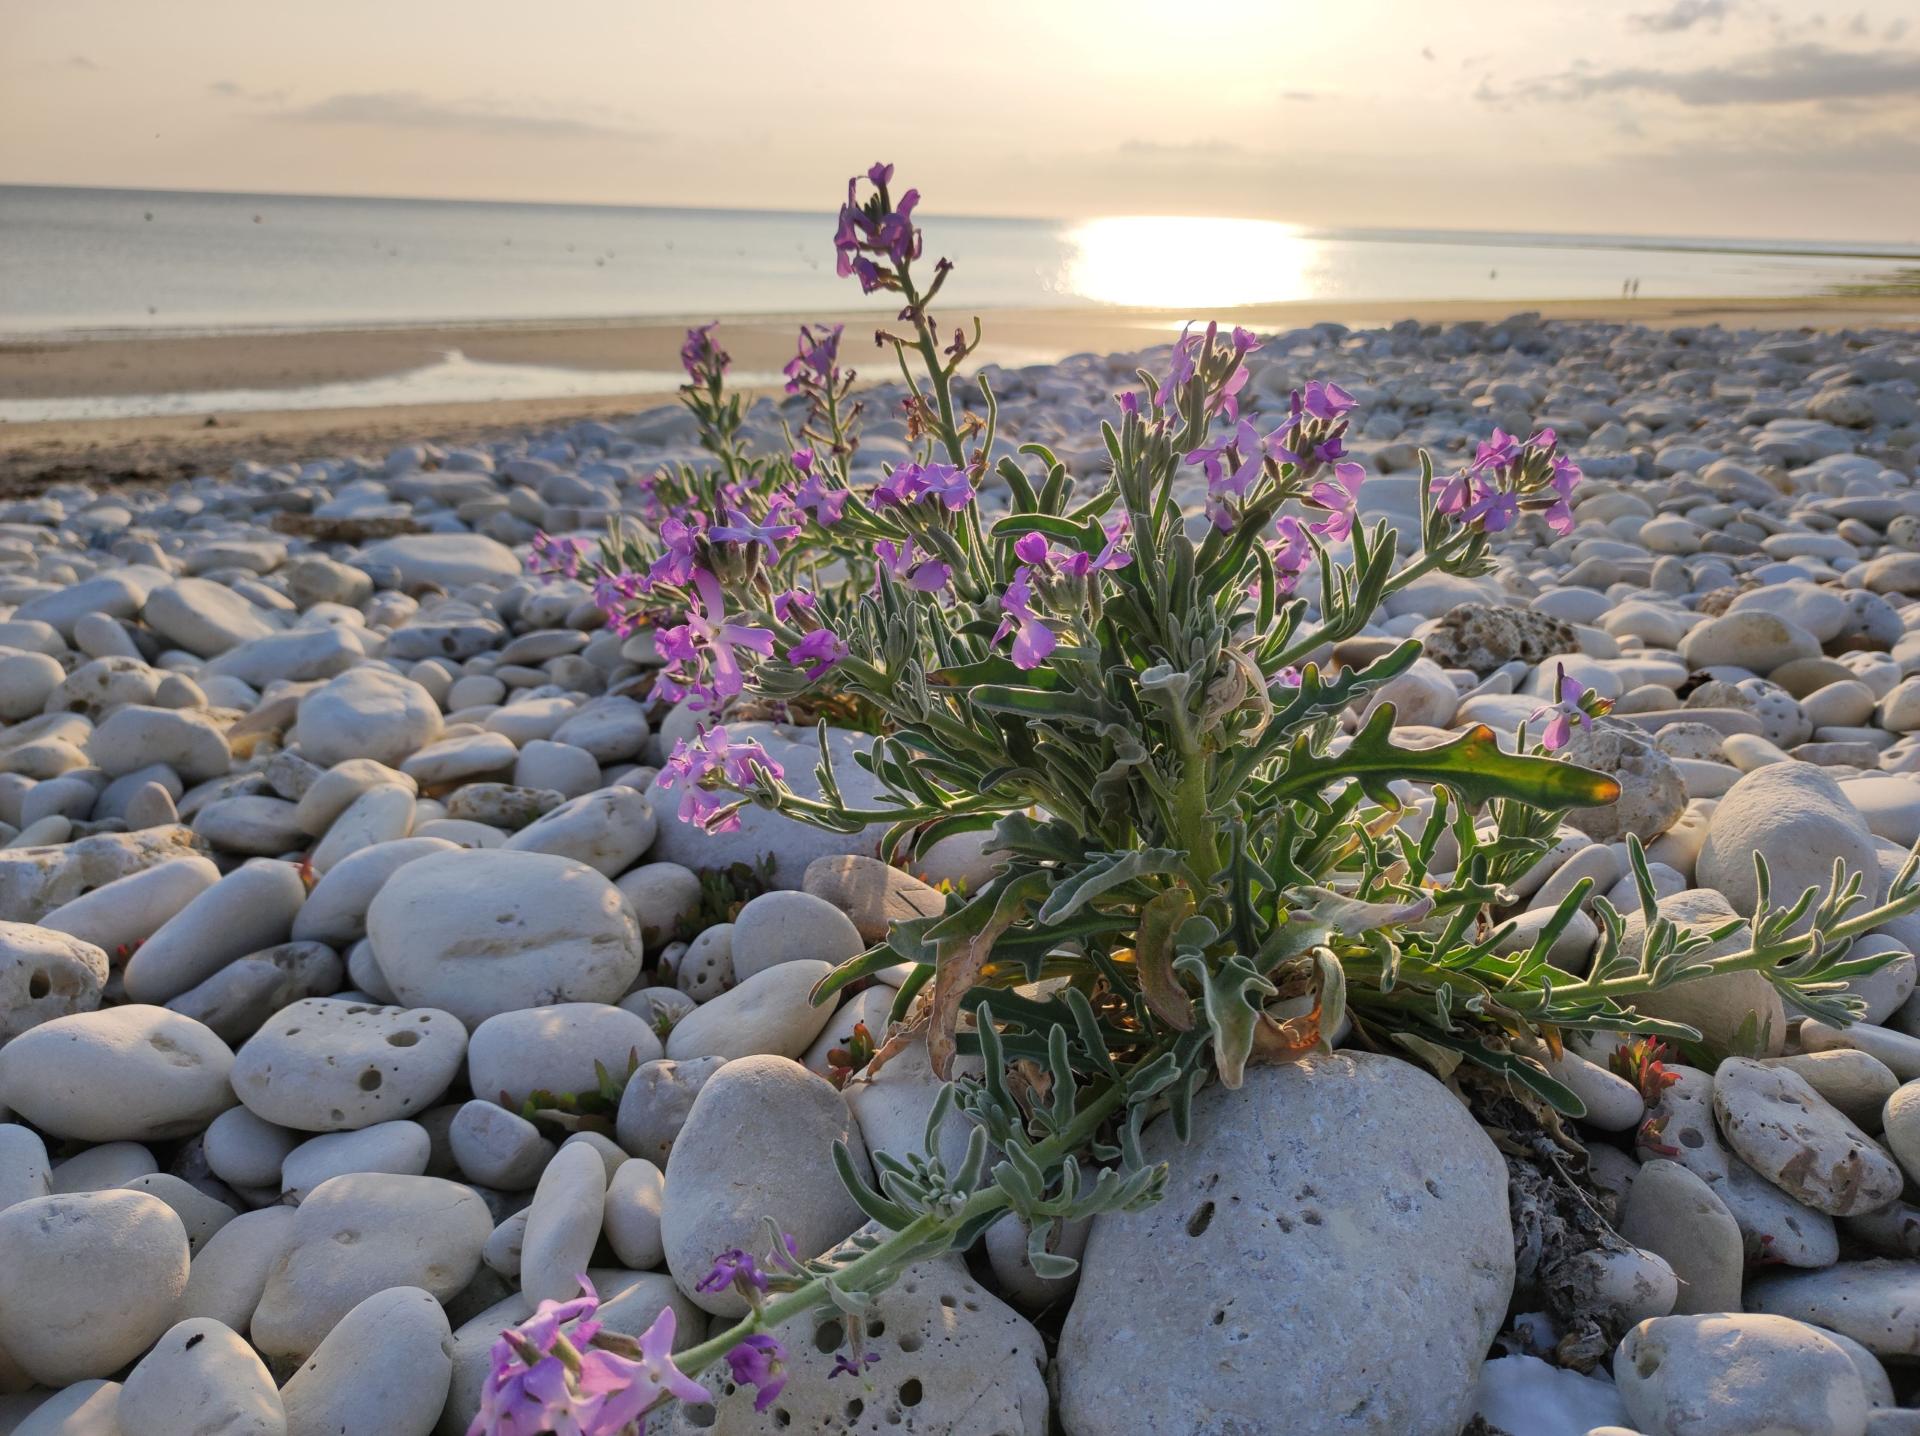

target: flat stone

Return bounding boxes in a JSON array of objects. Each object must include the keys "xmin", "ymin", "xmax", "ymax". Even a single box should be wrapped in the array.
[
  {"xmin": 0, "ymin": 1005, "xmax": 236, "ymax": 1142},
  {"xmin": 232, "ymin": 998, "xmax": 467, "ymax": 1133},
  {"xmin": 250, "ymin": 1172, "xmax": 489, "ymax": 1363},
  {"xmin": 1712, "ymin": 1056, "xmax": 1902, "ymax": 1216}
]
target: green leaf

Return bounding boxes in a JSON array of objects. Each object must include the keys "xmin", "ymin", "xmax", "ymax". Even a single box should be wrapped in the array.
[
  {"xmin": 1265, "ymin": 703, "xmax": 1623, "ymax": 812},
  {"xmin": 989, "ymin": 514, "xmax": 1099, "ymax": 546},
  {"xmin": 1174, "ymin": 950, "xmax": 1277, "ymax": 1090},
  {"xmin": 811, "ymin": 941, "xmax": 915, "ymax": 1006},
  {"xmin": 972, "ymin": 684, "xmax": 1113, "ymax": 725},
  {"xmin": 1038, "ymin": 848, "xmax": 1184, "ymax": 924},
  {"xmin": 1412, "ymin": 1029, "xmax": 1588, "ymax": 1118},
  {"xmin": 988, "ymin": 813, "xmax": 1089, "ymax": 864},
  {"xmin": 935, "ymin": 655, "xmax": 1058, "ymax": 690},
  {"xmin": 833, "ymin": 1140, "xmax": 913, "ymax": 1229}
]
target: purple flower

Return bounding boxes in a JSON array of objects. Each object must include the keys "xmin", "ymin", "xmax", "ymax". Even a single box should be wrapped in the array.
[
  {"xmin": 1529, "ymin": 663, "xmax": 1593, "ymax": 751},
  {"xmin": 835, "ymin": 166, "xmax": 924, "ymax": 294},
  {"xmin": 580, "ymin": 1308, "xmax": 711, "ymax": 1432},
  {"xmin": 696, "ymin": 1248, "xmax": 768, "ymax": 1299},
  {"xmin": 1434, "ymin": 469, "xmax": 1478, "ymax": 517},
  {"xmin": 1016, "ymin": 520, "xmax": 1131, "ymax": 579},
  {"xmin": 792, "ymin": 471, "xmax": 849, "ymax": 526},
  {"xmin": 654, "ymin": 569, "xmax": 774, "ymax": 710},
  {"xmin": 772, "ymin": 588, "xmax": 817, "ymax": 624},
  {"xmin": 1062, "ymin": 518, "xmax": 1132, "ymax": 576},
  {"xmin": 1472, "ymin": 427, "xmax": 1520, "ymax": 473},
  {"xmin": 1012, "ymin": 532, "xmax": 1050, "ymax": 567},
  {"xmin": 872, "ymin": 461, "xmax": 970, "ymax": 511},
  {"xmin": 710, "ymin": 506, "xmax": 801, "ymax": 554},
  {"xmin": 1216, "ymin": 362, "xmax": 1251, "ymax": 422},
  {"xmin": 717, "ymin": 735, "xmax": 785, "ymax": 789},
  {"xmin": 1271, "ymin": 666, "xmax": 1303, "ymax": 689},
  {"xmin": 1231, "ymin": 326, "xmax": 1262, "ymax": 355},
  {"xmin": 829, "ymin": 1351, "xmax": 880, "ymax": 1380},
  {"xmin": 1463, "ymin": 487, "xmax": 1520, "ymax": 532},
  {"xmin": 993, "ymin": 568, "xmax": 1056, "ymax": 670},
  {"xmin": 788, "ymin": 628, "xmax": 848, "ymax": 680},
  {"xmin": 724, "ymin": 1335, "xmax": 789, "ymax": 1413},
  {"xmin": 591, "ymin": 570, "xmax": 643, "ymax": 619},
  {"xmin": 528, "ymin": 532, "xmax": 589, "ymax": 581},
  {"xmin": 1187, "ymin": 419, "xmax": 1267, "ymax": 529},
  {"xmin": 783, "ymin": 324, "xmax": 844, "ymax": 394},
  {"xmin": 680, "ymin": 323, "xmax": 728, "ymax": 383},
  {"xmin": 1300, "ymin": 380, "xmax": 1355, "ymax": 421},
  {"xmin": 517, "ymin": 1281, "xmax": 603, "ymax": 1353},
  {"xmin": 656, "ymin": 731, "xmax": 785, "ymax": 834},
  {"xmin": 1156, "ymin": 324, "xmax": 1202, "ymax": 406},
  {"xmin": 647, "ymin": 514, "xmax": 705, "ymax": 589},
  {"xmin": 469, "ymin": 1279, "xmax": 708, "ymax": 1436},
  {"xmin": 875, "ymin": 537, "xmax": 951, "ymax": 594},
  {"xmin": 1270, "ymin": 515, "xmax": 1315, "ymax": 592},
  {"xmin": 1306, "ymin": 460, "xmax": 1365, "ymax": 542}
]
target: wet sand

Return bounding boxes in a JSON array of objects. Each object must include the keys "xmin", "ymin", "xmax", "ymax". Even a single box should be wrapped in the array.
[{"xmin": 5, "ymin": 295, "xmax": 1918, "ymax": 494}]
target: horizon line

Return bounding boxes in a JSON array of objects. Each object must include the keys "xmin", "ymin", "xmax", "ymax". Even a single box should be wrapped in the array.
[{"xmin": 5, "ymin": 178, "xmax": 1918, "ymax": 260}]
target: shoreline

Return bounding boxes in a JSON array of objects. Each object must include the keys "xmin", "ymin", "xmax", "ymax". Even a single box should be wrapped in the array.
[{"xmin": 5, "ymin": 293, "xmax": 1920, "ymax": 496}]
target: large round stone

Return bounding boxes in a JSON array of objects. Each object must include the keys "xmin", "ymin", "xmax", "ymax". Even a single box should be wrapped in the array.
[
  {"xmin": 1054, "ymin": 1052, "xmax": 1513, "ymax": 1436},
  {"xmin": 0, "ymin": 1005, "xmax": 236, "ymax": 1142},
  {"xmin": 661, "ymin": 1055, "xmax": 871, "ymax": 1317},
  {"xmin": 118, "ymin": 1317, "xmax": 284, "ymax": 1436},
  {"xmin": 1616, "ymin": 1313, "xmax": 1869, "ymax": 1436},
  {"xmin": 295, "ymin": 668, "xmax": 444, "ymax": 769},
  {"xmin": 251, "ymin": 1173, "xmax": 489, "ymax": 1363},
  {"xmin": 278, "ymin": 1286, "xmax": 452, "ymax": 1436},
  {"xmin": 359, "ymin": 534, "xmax": 520, "ymax": 590},
  {"xmin": 1696, "ymin": 762, "xmax": 1882, "ymax": 919},
  {"xmin": 0, "ymin": 1190, "xmax": 190, "ymax": 1384},
  {"xmin": 366, "ymin": 848, "xmax": 644, "ymax": 1026}
]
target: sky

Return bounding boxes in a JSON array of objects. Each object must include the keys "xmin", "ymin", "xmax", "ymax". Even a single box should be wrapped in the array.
[{"xmin": 3, "ymin": 0, "xmax": 1918, "ymax": 243}]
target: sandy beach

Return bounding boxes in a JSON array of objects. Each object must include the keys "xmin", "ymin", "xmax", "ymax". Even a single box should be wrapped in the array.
[{"xmin": 5, "ymin": 293, "xmax": 1919, "ymax": 495}]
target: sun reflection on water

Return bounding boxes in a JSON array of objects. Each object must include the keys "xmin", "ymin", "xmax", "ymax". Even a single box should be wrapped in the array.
[{"xmin": 1062, "ymin": 215, "xmax": 1321, "ymax": 308}]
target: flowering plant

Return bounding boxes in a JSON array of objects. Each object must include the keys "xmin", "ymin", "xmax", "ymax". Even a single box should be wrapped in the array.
[{"xmin": 497, "ymin": 163, "xmax": 1920, "ymax": 1428}]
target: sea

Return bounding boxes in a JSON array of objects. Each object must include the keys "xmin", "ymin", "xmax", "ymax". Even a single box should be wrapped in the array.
[{"xmin": 3, "ymin": 184, "xmax": 1917, "ymax": 420}]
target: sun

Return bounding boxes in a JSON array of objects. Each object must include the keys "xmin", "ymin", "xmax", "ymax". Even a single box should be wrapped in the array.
[{"xmin": 1062, "ymin": 215, "xmax": 1320, "ymax": 308}]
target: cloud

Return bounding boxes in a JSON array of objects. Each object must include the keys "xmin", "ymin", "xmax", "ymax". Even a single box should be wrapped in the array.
[
  {"xmin": 67, "ymin": 55, "xmax": 97, "ymax": 70},
  {"xmin": 1628, "ymin": 0, "xmax": 1733, "ymax": 33},
  {"xmin": 1421, "ymin": 45, "xmax": 1436, "ymax": 61},
  {"xmin": 276, "ymin": 90, "xmax": 654, "ymax": 140},
  {"xmin": 1281, "ymin": 90, "xmax": 1316, "ymax": 101},
  {"xmin": 209, "ymin": 79, "xmax": 290, "ymax": 105},
  {"xmin": 1484, "ymin": 43, "xmax": 1920, "ymax": 106}
]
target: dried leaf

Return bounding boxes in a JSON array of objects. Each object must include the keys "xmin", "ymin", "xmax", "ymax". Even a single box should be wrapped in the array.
[
  {"xmin": 1135, "ymin": 888, "xmax": 1196, "ymax": 1030},
  {"xmin": 927, "ymin": 871, "xmax": 1048, "ymax": 1079}
]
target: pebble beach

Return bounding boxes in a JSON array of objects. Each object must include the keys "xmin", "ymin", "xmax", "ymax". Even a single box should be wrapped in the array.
[{"xmin": 7, "ymin": 307, "xmax": 1920, "ymax": 1436}]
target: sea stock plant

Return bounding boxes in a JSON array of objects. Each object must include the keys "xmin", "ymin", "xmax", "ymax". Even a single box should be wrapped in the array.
[{"xmin": 482, "ymin": 164, "xmax": 1920, "ymax": 1432}]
